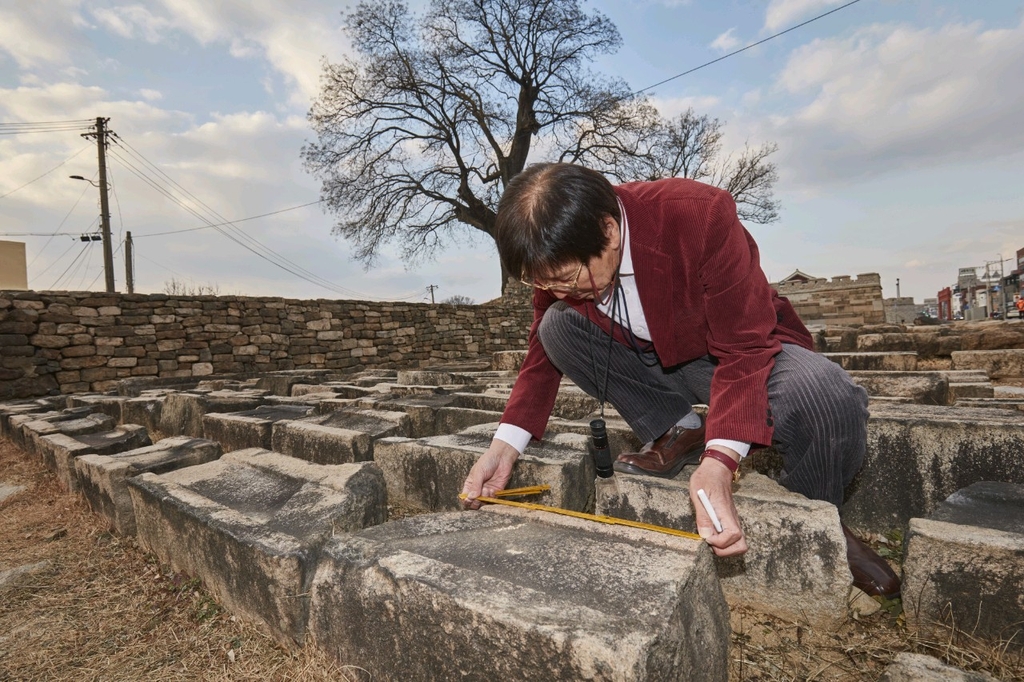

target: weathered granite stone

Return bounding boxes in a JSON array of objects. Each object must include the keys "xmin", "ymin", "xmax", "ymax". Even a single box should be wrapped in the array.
[
  {"xmin": 202, "ymin": 404, "xmax": 315, "ymax": 452},
  {"xmin": 491, "ymin": 350, "xmax": 527, "ymax": 371},
  {"xmin": 0, "ymin": 561, "xmax": 51, "ymax": 590},
  {"xmin": 951, "ymin": 349, "xmax": 1024, "ymax": 379},
  {"xmin": 75, "ymin": 436, "xmax": 223, "ymax": 535},
  {"xmin": 271, "ymin": 409, "xmax": 410, "ymax": 464},
  {"xmin": 128, "ymin": 449, "xmax": 387, "ymax": 644},
  {"xmin": 121, "ymin": 396, "xmax": 164, "ymax": 436},
  {"xmin": 822, "ymin": 352, "xmax": 918, "ymax": 371},
  {"xmin": 903, "ymin": 482, "xmax": 1024, "ymax": 650},
  {"xmin": 66, "ymin": 393, "xmax": 128, "ymax": 422},
  {"xmin": 374, "ymin": 430, "xmax": 594, "ymax": 513},
  {"xmin": 0, "ymin": 482, "xmax": 26, "ymax": 505},
  {"xmin": 20, "ymin": 412, "xmax": 116, "ymax": 459},
  {"xmin": 847, "ymin": 371, "xmax": 949, "ymax": 405},
  {"xmin": 39, "ymin": 424, "xmax": 151, "ymax": 492},
  {"xmin": 596, "ymin": 470, "xmax": 851, "ymax": 628},
  {"xmin": 879, "ymin": 653, "xmax": 999, "ymax": 681},
  {"xmin": 308, "ymin": 507, "xmax": 729, "ymax": 682},
  {"xmin": 159, "ymin": 390, "xmax": 266, "ymax": 438},
  {"xmin": 841, "ymin": 404, "xmax": 1024, "ymax": 533}
]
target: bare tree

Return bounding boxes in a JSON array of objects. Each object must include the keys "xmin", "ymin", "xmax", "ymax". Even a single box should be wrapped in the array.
[
  {"xmin": 643, "ymin": 109, "xmax": 780, "ymax": 224},
  {"xmin": 163, "ymin": 278, "xmax": 220, "ymax": 296},
  {"xmin": 441, "ymin": 295, "xmax": 476, "ymax": 305},
  {"xmin": 304, "ymin": 0, "xmax": 780, "ymax": 291}
]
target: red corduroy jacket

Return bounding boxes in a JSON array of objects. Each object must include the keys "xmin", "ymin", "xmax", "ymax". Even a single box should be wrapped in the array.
[{"xmin": 499, "ymin": 177, "xmax": 814, "ymax": 447}]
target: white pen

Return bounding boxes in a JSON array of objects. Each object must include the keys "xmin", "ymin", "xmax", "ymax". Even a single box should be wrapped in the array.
[{"xmin": 696, "ymin": 488, "xmax": 724, "ymax": 533}]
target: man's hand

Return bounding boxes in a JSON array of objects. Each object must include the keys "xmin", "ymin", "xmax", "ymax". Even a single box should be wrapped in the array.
[
  {"xmin": 689, "ymin": 447, "xmax": 747, "ymax": 557},
  {"xmin": 461, "ymin": 439, "xmax": 520, "ymax": 510}
]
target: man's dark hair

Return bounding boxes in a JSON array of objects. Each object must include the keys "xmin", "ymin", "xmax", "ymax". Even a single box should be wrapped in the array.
[{"xmin": 495, "ymin": 163, "xmax": 620, "ymax": 281}]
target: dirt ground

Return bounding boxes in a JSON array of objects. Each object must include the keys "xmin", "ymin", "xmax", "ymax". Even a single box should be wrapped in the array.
[{"xmin": 1, "ymin": 438, "xmax": 1020, "ymax": 681}]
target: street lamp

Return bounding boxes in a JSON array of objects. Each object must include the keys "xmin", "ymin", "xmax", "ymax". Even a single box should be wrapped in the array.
[{"xmin": 69, "ymin": 174, "xmax": 114, "ymax": 292}]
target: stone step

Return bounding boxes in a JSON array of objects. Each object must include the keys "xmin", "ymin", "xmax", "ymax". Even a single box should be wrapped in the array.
[
  {"xmin": 596, "ymin": 470, "xmax": 851, "ymax": 628},
  {"xmin": 948, "ymin": 382, "xmax": 996, "ymax": 400},
  {"xmin": 309, "ymin": 507, "xmax": 729, "ymax": 681},
  {"xmin": 840, "ymin": 404, "xmax": 1024, "ymax": 533},
  {"xmin": 903, "ymin": 482, "xmax": 1024, "ymax": 651},
  {"xmin": 952, "ymin": 349, "xmax": 1024, "ymax": 378},
  {"xmin": 202, "ymin": 404, "xmax": 316, "ymax": 452},
  {"xmin": 127, "ymin": 449, "xmax": 388, "ymax": 645},
  {"xmin": 491, "ymin": 350, "xmax": 527, "ymax": 372},
  {"xmin": 5, "ymin": 405, "xmax": 94, "ymax": 450},
  {"xmin": 18, "ymin": 411, "xmax": 115, "ymax": 458},
  {"xmin": 271, "ymin": 409, "xmax": 411, "ymax": 464},
  {"xmin": 40, "ymin": 424, "xmax": 151, "ymax": 492},
  {"xmin": 373, "ymin": 430, "xmax": 594, "ymax": 513},
  {"xmin": 822, "ymin": 352, "xmax": 918, "ymax": 371},
  {"xmin": 76, "ymin": 436, "xmax": 223, "ymax": 535},
  {"xmin": 66, "ymin": 394, "xmax": 128, "ymax": 423},
  {"xmin": 847, "ymin": 371, "xmax": 949, "ymax": 404},
  {"xmin": 158, "ymin": 389, "xmax": 267, "ymax": 439},
  {"xmin": 954, "ymin": 397, "xmax": 1024, "ymax": 412}
]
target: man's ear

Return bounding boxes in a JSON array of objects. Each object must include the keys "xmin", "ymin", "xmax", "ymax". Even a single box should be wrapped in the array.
[{"xmin": 602, "ymin": 215, "xmax": 621, "ymax": 250}]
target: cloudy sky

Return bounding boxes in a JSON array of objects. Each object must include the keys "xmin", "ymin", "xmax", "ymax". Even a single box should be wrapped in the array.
[{"xmin": 1, "ymin": 0, "xmax": 1022, "ymax": 303}]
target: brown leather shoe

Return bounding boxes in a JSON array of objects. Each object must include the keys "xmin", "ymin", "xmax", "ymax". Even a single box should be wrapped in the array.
[
  {"xmin": 843, "ymin": 524, "xmax": 902, "ymax": 600},
  {"xmin": 613, "ymin": 417, "xmax": 705, "ymax": 479}
]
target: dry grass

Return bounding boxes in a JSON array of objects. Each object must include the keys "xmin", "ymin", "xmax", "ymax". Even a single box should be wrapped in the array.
[{"xmin": 1, "ymin": 437, "xmax": 1021, "ymax": 681}]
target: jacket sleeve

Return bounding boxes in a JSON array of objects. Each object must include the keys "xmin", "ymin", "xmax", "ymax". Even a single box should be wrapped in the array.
[
  {"xmin": 498, "ymin": 290, "xmax": 563, "ymax": 440},
  {"xmin": 699, "ymin": 191, "xmax": 781, "ymax": 446}
]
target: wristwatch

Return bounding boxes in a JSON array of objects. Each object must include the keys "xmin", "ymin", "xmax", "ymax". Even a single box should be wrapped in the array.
[{"xmin": 699, "ymin": 448, "xmax": 741, "ymax": 482}]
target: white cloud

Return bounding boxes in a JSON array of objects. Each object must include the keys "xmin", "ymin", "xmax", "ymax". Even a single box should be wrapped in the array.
[
  {"xmin": 90, "ymin": 5, "xmax": 172, "ymax": 43},
  {"xmin": 710, "ymin": 28, "xmax": 740, "ymax": 53},
  {"xmin": 764, "ymin": 0, "xmax": 844, "ymax": 33},
  {"xmin": 768, "ymin": 18, "xmax": 1024, "ymax": 185},
  {"xmin": 139, "ymin": 89, "xmax": 163, "ymax": 101},
  {"xmin": 0, "ymin": 1, "xmax": 87, "ymax": 68}
]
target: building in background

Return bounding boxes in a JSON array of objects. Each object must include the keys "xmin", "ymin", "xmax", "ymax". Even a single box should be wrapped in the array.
[
  {"xmin": 0, "ymin": 240, "xmax": 28, "ymax": 290},
  {"xmin": 771, "ymin": 271, "xmax": 885, "ymax": 327}
]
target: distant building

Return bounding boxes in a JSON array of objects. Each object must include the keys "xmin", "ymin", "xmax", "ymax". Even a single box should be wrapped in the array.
[
  {"xmin": 0, "ymin": 240, "xmax": 28, "ymax": 290},
  {"xmin": 771, "ymin": 271, "xmax": 885, "ymax": 327}
]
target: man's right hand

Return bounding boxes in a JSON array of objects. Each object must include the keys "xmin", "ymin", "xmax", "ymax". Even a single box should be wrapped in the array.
[{"xmin": 461, "ymin": 439, "xmax": 520, "ymax": 509}]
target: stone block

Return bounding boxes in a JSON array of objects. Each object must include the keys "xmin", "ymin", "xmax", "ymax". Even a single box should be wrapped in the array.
[
  {"xmin": 822, "ymin": 352, "xmax": 918, "ymax": 371},
  {"xmin": 903, "ymin": 482, "xmax": 1024, "ymax": 650},
  {"xmin": 18, "ymin": 411, "xmax": 115, "ymax": 457},
  {"xmin": 856, "ymin": 333, "xmax": 917, "ymax": 352},
  {"xmin": 0, "ymin": 398, "xmax": 63, "ymax": 439},
  {"xmin": 309, "ymin": 508, "xmax": 728, "ymax": 682},
  {"xmin": 271, "ymin": 409, "xmax": 410, "ymax": 464},
  {"xmin": 879, "ymin": 653, "xmax": 998, "ymax": 682},
  {"xmin": 66, "ymin": 394, "xmax": 127, "ymax": 422},
  {"xmin": 203, "ymin": 404, "xmax": 315, "ymax": 452},
  {"xmin": 948, "ymin": 382, "xmax": 995, "ymax": 400},
  {"xmin": 951, "ymin": 349, "xmax": 1024, "ymax": 379},
  {"xmin": 39, "ymin": 424, "xmax": 151, "ymax": 492},
  {"xmin": 128, "ymin": 449, "xmax": 387, "ymax": 644},
  {"xmin": 842, "ymin": 404, "xmax": 1024, "ymax": 533},
  {"xmin": 596, "ymin": 471, "xmax": 851, "ymax": 628},
  {"xmin": 847, "ymin": 371, "xmax": 949, "ymax": 405},
  {"xmin": 491, "ymin": 350, "xmax": 527, "ymax": 371},
  {"xmin": 374, "ymin": 430, "xmax": 594, "ymax": 513},
  {"xmin": 122, "ymin": 396, "xmax": 164, "ymax": 437},
  {"xmin": 159, "ymin": 390, "xmax": 266, "ymax": 438},
  {"xmin": 76, "ymin": 436, "xmax": 223, "ymax": 535}
]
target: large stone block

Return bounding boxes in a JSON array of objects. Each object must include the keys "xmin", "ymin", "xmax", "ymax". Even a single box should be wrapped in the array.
[
  {"xmin": 903, "ymin": 482, "xmax": 1024, "ymax": 650},
  {"xmin": 75, "ymin": 436, "xmax": 223, "ymax": 535},
  {"xmin": 0, "ymin": 397, "xmax": 68, "ymax": 440},
  {"xmin": 202, "ymin": 404, "xmax": 315, "ymax": 452},
  {"xmin": 848, "ymin": 371, "xmax": 949, "ymax": 404},
  {"xmin": 822, "ymin": 352, "xmax": 918, "ymax": 371},
  {"xmin": 18, "ymin": 411, "xmax": 115, "ymax": 458},
  {"xmin": 491, "ymin": 350, "xmax": 526, "ymax": 371},
  {"xmin": 121, "ymin": 395, "xmax": 164, "ymax": 435},
  {"xmin": 374, "ymin": 430, "xmax": 594, "ymax": 513},
  {"xmin": 159, "ymin": 389, "xmax": 266, "ymax": 438},
  {"xmin": 39, "ymin": 424, "xmax": 151, "ymax": 492},
  {"xmin": 841, "ymin": 404, "xmax": 1024, "ymax": 533},
  {"xmin": 128, "ymin": 449, "xmax": 387, "ymax": 645},
  {"xmin": 952, "ymin": 349, "xmax": 1024, "ymax": 378},
  {"xmin": 880, "ymin": 653, "xmax": 999, "ymax": 682},
  {"xmin": 271, "ymin": 409, "xmax": 410, "ymax": 464},
  {"xmin": 309, "ymin": 507, "xmax": 729, "ymax": 682},
  {"xmin": 596, "ymin": 471, "xmax": 851, "ymax": 628},
  {"xmin": 66, "ymin": 393, "xmax": 128, "ymax": 422}
]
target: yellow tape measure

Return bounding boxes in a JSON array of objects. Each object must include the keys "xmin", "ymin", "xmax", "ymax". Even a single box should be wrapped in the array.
[{"xmin": 460, "ymin": 485, "xmax": 702, "ymax": 541}]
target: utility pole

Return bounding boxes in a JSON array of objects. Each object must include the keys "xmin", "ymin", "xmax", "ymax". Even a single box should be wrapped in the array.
[
  {"xmin": 125, "ymin": 231, "xmax": 134, "ymax": 294},
  {"xmin": 82, "ymin": 117, "xmax": 115, "ymax": 292},
  {"xmin": 426, "ymin": 284, "xmax": 438, "ymax": 304},
  {"xmin": 896, "ymin": 278, "xmax": 900, "ymax": 299}
]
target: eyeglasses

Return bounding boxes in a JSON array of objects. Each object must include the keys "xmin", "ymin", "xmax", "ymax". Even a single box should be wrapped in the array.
[{"xmin": 520, "ymin": 261, "xmax": 585, "ymax": 294}]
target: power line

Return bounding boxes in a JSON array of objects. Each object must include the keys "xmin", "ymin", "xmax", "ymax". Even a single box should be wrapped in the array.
[
  {"xmin": 47, "ymin": 242, "xmax": 92, "ymax": 290},
  {"xmin": 133, "ymin": 200, "xmax": 324, "ymax": 238},
  {"xmin": 0, "ymin": 145, "xmax": 92, "ymax": 200},
  {"xmin": 26, "ymin": 171, "xmax": 98, "ymax": 268},
  {"xmin": 106, "ymin": 134, "xmax": 421, "ymax": 302},
  {"xmin": 633, "ymin": 0, "xmax": 864, "ymax": 95}
]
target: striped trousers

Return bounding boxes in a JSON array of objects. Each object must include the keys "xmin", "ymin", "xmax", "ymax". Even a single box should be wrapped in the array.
[{"xmin": 537, "ymin": 302, "xmax": 869, "ymax": 507}]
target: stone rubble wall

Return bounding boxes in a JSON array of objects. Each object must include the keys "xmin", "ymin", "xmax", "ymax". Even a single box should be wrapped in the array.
[
  {"xmin": 0, "ymin": 289, "xmax": 533, "ymax": 400},
  {"xmin": 773, "ymin": 273, "xmax": 886, "ymax": 326}
]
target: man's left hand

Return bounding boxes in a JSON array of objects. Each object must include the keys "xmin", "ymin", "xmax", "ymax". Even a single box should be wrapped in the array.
[{"xmin": 689, "ymin": 447, "xmax": 747, "ymax": 557}]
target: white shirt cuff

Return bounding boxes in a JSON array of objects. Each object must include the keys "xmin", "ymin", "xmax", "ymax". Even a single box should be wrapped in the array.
[
  {"xmin": 706, "ymin": 438, "xmax": 751, "ymax": 459},
  {"xmin": 494, "ymin": 423, "xmax": 533, "ymax": 455}
]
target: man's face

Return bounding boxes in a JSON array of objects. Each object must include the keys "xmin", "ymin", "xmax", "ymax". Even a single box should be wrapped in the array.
[{"xmin": 531, "ymin": 216, "xmax": 621, "ymax": 303}]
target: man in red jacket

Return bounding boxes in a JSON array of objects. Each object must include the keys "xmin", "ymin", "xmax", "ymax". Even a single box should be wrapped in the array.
[{"xmin": 461, "ymin": 162, "xmax": 900, "ymax": 600}]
